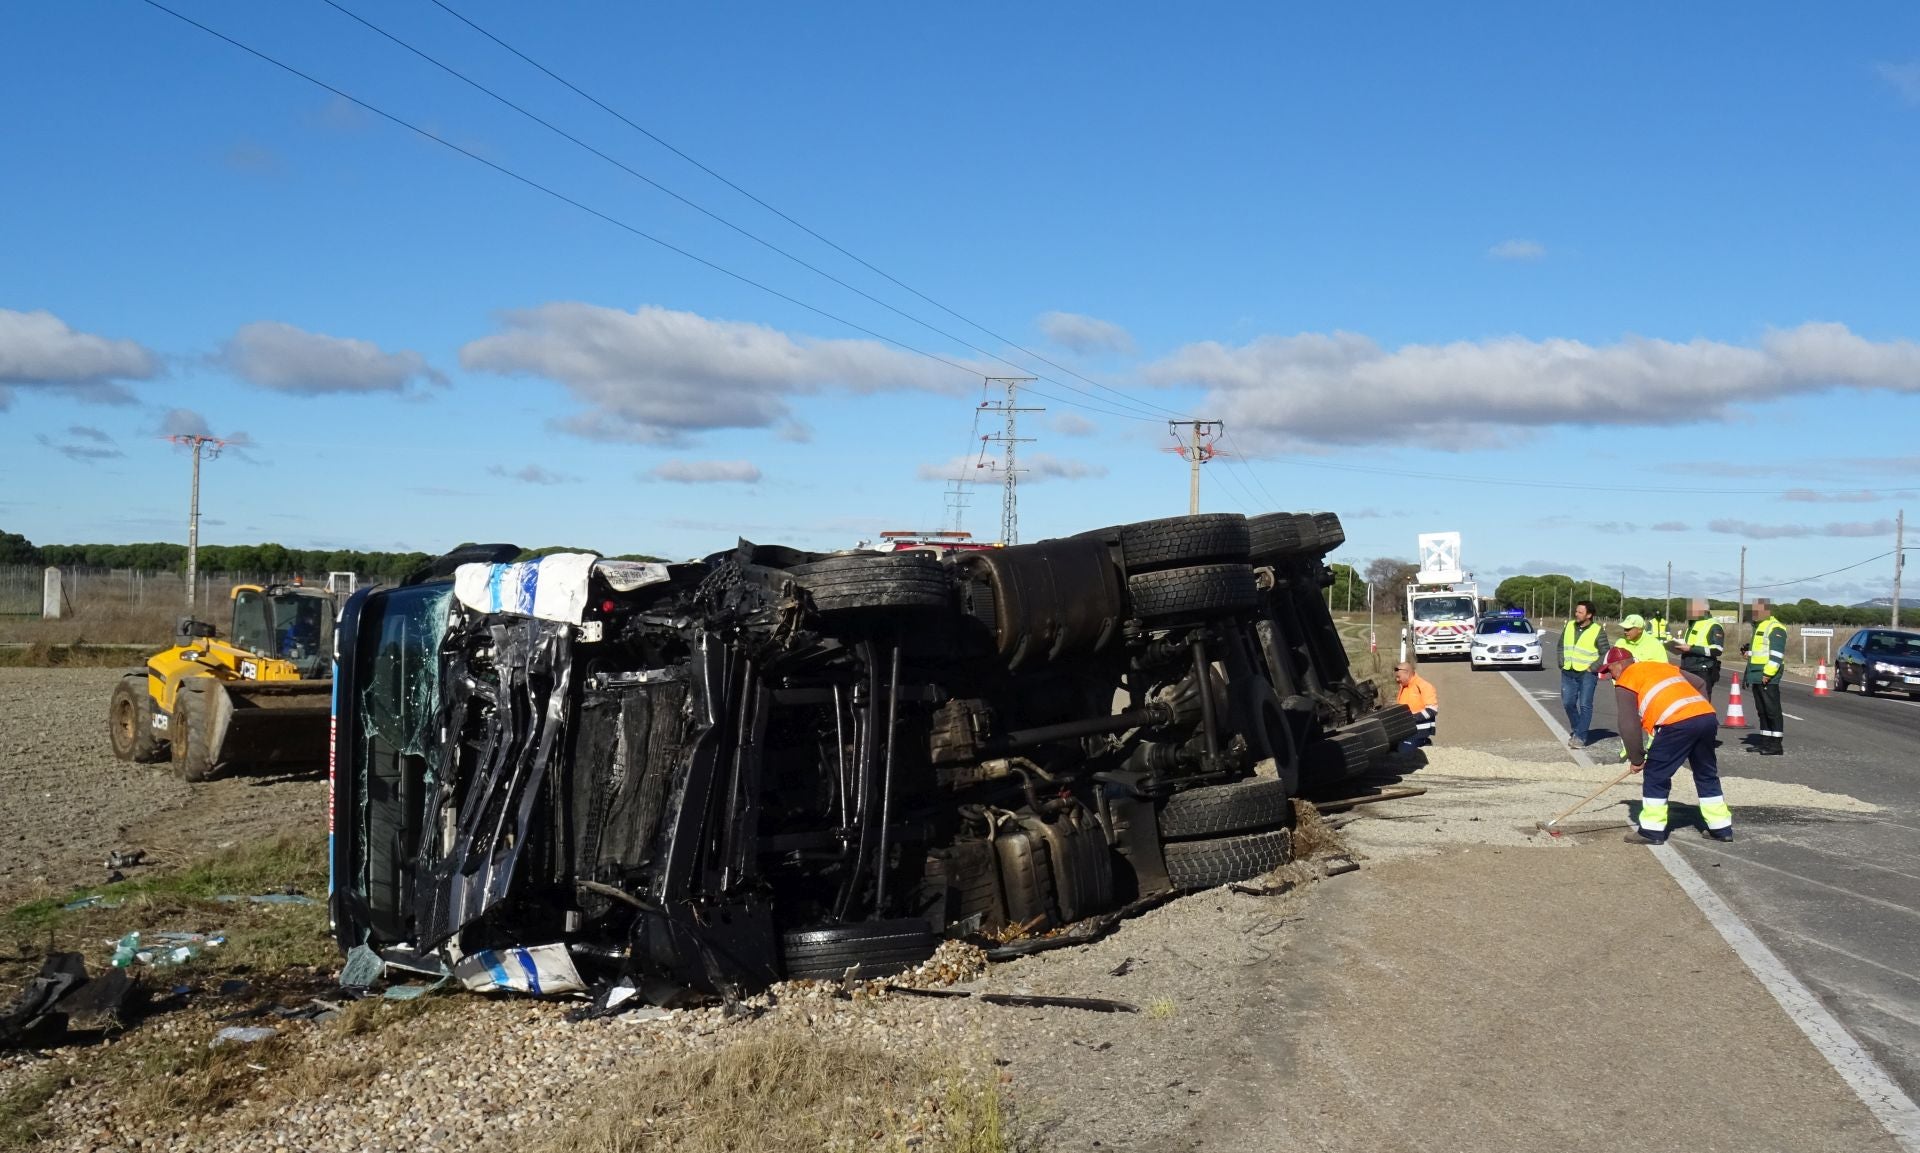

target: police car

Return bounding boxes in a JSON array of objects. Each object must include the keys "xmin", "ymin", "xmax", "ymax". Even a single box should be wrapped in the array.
[{"xmin": 1470, "ymin": 610, "xmax": 1544, "ymax": 671}]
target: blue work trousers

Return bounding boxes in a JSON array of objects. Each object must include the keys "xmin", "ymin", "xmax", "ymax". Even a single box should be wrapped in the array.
[
  {"xmin": 1640, "ymin": 713, "xmax": 1724, "ymax": 815},
  {"xmin": 1560, "ymin": 668, "xmax": 1597, "ymax": 743}
]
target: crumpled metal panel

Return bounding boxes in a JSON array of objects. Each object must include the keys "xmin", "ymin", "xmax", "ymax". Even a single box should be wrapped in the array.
[{"xmin": 411, "ymin": 615, "xmax": 574, "ymax": 948}]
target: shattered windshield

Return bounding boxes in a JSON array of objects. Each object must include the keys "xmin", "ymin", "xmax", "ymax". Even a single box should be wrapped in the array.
[{"xmin": 357, "ymin": 585, "xmax": 449, "ymax": 761}]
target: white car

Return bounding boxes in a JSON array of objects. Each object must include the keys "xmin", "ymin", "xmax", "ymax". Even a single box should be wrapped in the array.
[{"xmin": 1470, "ymin": 613, "xmax": 1543, "ymax": 671}]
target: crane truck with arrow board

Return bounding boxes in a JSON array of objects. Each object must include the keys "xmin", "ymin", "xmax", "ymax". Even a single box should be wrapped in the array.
[{"xmin": 1404, "ymin": 531, "xmax": 1479, "ymax": 659}]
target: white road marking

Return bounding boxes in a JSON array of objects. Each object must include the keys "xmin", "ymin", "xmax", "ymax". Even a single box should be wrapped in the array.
[
  {"xmin": 1785, "ymin": 712, "xmax": 1804, "ymax": 721},
  {"xmin": 1760, "ymin": 924, "xmax": 1920, "ymax": 991},
  {"xmin": 1498, "ymin": 671, "xmax": 1595, "ymax": 767},
  {"xmin": 1651, "ymin": 846, "xmax": 1920, "ymax": 1151}
]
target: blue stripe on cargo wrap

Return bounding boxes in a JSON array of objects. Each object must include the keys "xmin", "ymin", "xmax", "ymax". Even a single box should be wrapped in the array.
[
  {"xmin": 515, "ymin": 948, "xmax": 543, "ymax": 995},
  {"xmin": 486, "ymin": 564, "xmax": 505, "ymax": 612},
  {"xmin": 482, "ymin": 949, "xmax": 510, "ymax": 990}
]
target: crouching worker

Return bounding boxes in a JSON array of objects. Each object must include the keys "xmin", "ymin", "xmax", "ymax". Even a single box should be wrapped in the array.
[
  {"xmin": 1394, "ymin": 661, "xmax": 1437, "ymax": 750},
  {"xmin": 1596, "ymin": 647, "xmax": 1732, "ymax": 845}
]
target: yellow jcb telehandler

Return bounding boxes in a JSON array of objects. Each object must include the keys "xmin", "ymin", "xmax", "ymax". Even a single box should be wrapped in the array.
[{"xmin": 107, "ymin": 583, "xmax": 336, "ymax": 781}]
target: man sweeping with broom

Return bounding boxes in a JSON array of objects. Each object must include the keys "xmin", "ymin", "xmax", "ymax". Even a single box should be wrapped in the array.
[{"xmin": 1597, "ymin": 646, "xmax": 1735, "ymax": 845}]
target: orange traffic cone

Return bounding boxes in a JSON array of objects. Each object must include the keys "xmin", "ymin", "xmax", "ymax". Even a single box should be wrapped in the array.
[
  {"xmin": 1725, "ymin": 679, "xmax": 1747, "ymax": 727},
  {"xmin": 1814, "ymin": 661, "xmax": 1830, "ymax": 696}
]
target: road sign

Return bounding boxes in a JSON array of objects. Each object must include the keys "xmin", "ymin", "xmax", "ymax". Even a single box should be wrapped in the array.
[{"xmin": 1801, "ymin": 628, "xmax": 1835, "ymax": 638}]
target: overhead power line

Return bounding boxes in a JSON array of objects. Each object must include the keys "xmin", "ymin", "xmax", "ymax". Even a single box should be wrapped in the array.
[
  {"xmin": 136, "ymin": 0, "xmax": 1158, "ymax": 425},
  {"xmin": 1707, "ymin": 548, "xmax": 1916, "ymax": 598},
  {"xmin": 319, "ymin": 0, "xmax": 1168, "ymax": 425},
  {"xmin": 424, "ymin": 0, "xmax": 1190, "ymax": 424}
]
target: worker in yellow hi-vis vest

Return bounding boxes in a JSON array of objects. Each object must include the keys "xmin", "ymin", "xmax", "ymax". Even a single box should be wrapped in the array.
[{"xmin": 1558, "ymin": 600, "xmax": 1609, "ymax": 749}]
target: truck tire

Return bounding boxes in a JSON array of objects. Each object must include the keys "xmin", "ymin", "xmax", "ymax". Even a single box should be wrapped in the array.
[
  {"xmin": 1162, "ymin": 829, "xmax": 1292, "ymax": 891},
  {"xmin": 781, "ymin": 919, "xmax": 939, "ymax": 981},
  {"xmin": 1157, "ymin": 778, "xmax": 1295, "ymax": 841},
  {"xmin": 788, "ymin": 554, "xmax": 951, "ymax": 614},
  {"xmin": 1247, "ymin": 513, "xmax": 1315, "ymax": 561},
  {"xmin": 1115, "ymin": 514, "xmax": 1249, "ymax": 572},
  {"xmin": 108, "ymin": 675, "xmax": 164, "ymax": 763},
  {"xmin": 1300, "ymin": 730, "xmax": 1370, "ymax": 789},
  {"xmin": 1370, "ymin": 705, "xmax": 1418, "ymax": 749},
  {"xmin": 1309, "ymin": 512, "xmax": 1346, "ymax": 552},
  {"xmin": 1127, "ymin": 564, "xmax": 1259, "ymax": 620},
  {"xmin": 169, "ymin": 682, "xmax": 220, "ymax": 783}
]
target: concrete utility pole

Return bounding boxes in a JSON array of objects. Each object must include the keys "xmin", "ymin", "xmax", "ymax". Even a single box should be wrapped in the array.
[
  {"xmin": 1895, "ymin": 510, "xmax": 1906, "ymax": 629},
  {"xmin": 1664, "ymin": 561, "xmax": 1672, "ymax": 629},
  {"xmin": 1738, "ymin": 546, "xmax": 1747, "ymax": 628},
  {"xmin": 981, "ymin": 377, "xmax": 1039, "ymax": 546},
  {"xmin": 170, "ymin": 433, "xmax": 226, "ymax": 615},
  {"xmin": 1166, "ymin": 420, "xmax": 1224, "ymax": 514}
]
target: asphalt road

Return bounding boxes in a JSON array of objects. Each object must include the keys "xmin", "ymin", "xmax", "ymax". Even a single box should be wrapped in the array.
[{"xmin": 1505, "ymin": 655, "xmax": 1920, "ymax": 1104}]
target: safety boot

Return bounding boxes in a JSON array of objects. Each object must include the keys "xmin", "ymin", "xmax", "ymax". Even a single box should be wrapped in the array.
[
  {"xmin": 1708, "ymin": 828, "xmax": 1734, "ymax": 842},
  {"xmin": 1758, "ymin": 736, "xmax": 1784, "ymax": 756}
]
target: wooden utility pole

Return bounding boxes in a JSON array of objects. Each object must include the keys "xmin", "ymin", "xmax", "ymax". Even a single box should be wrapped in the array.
[
  {"xmin": 1168, "ymin": 420, "xmax": 1223, "ymax": 514},
  {"xmin": 170, "ymin": 434, "xmax": 226, "ymax": 614}
]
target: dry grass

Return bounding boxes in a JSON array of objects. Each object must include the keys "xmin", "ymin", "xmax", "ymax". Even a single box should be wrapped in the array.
[
  {"xmin": 0, "ymin": 642, "xmax": 145, "ymax": 668},
  {"xmin": 0, "ymin": 604, "xmax": 178, "ymax": 647},
  {"xmin": 1289, "ymin": 800, "xmax": 1347, "ymax": 862},
  {"xmin": 542, "ymin": 1025, "xmax": 1009, "ymax": 1153},
  {"xmin": 2, "ymin": 835, "xmax": 335, "ymax": 1020},
  {"xmin": 0, "ymin": 1069, "xmax": 64, "ymax": 1150}
]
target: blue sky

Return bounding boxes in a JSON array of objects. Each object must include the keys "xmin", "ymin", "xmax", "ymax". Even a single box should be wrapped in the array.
[{"xmin": 4, "ymin": 1, "xmax": 1918, "ymax": 604}]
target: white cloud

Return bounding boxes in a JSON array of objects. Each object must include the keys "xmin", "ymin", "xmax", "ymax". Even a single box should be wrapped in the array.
[
  {"xmin": 461, "ymin": 303, "xmax": 984, "ymax": 444},
  {"xmin": 488, "ymin": 464, "xmax": 576, "ymax": 485},
  {"xmin": 1052, "ymin": 412, "xmax": 1099, "ymax": 438},
  {"xmin": 1878, "ymin": 60, "xmax": 1920, "ymax": 105},
  {"xmin": 649, "ymin": 459, "xmax": 763, "ymax": 484},
  {"xmin": 916, "ymin": 452, "xmax": 1107, "ymax": 484},
  {"xmin": 1707, "ymin": 518, "xmax": 1896, "ymax": 540},
  {"xmin": 1488, "ymin": 239, "xmax": 1546, "ymax": 262},
  {"xmin": 219, "ymin": 321, "xmax": 446, "ymax": 395},
  {"xmin": 1144, "ymin": 322, "xmax": 1920, "ymax": 448},
  {"xmin": 1037, "ymin": 311, "xmax": 1136, "ymax": 356},
  {"xmin": 1651, "ymin": 521, "xmax": 1690, "ymax": 532},
  {"xmin": 0, "ymin": 308, "xmax": 159, "ymax": 408}
]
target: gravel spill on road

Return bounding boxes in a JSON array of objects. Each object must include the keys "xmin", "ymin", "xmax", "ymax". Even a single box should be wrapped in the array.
[{"xmin": 1334, "ymin": 745, "xmax": 1877, "ymax": 863}]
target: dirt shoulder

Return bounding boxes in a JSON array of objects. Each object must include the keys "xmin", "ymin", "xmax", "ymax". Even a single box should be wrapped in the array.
[{"xmin": 0, "ymin": 669, "xmax": 324, "ymax": 909}]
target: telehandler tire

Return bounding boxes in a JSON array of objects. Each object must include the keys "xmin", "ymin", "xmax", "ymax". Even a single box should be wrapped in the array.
[
  {"xmin": 169, "ymin": 682, "xmax": 221, "ymax": 783},
  {"xmin": 108, "ymin": 675, "xmax": 165, "ymax": 763}
]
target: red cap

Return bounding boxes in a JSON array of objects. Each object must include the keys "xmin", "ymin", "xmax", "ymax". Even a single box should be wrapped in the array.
[{"xmin": 1597, "ymin": 646, "xmax": 1632, "ymax": 676}]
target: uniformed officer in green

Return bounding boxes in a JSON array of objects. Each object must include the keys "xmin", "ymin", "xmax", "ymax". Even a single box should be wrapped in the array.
[
  {"xmin": 1669, "ymin": 597, "xmax": 1725, "ymax": 704},
  {"xmin": 1742, "ymin": 597, "xmax": 1790, "ymax": 755},
  {"xmin": 1616, "ymin": 614, "xmax": 1670, "ymax": 664}
]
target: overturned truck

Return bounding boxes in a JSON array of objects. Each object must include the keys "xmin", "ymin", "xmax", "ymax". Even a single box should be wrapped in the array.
[{"xmin": 328, "ymin": 512, "xmax": 1412, "ymax": 994}]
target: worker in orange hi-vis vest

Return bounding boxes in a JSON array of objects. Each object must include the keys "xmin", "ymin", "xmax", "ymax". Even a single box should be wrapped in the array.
[{"xmin": 1596, "ymin": 647, "xmax": 1733, "ymax": 845}]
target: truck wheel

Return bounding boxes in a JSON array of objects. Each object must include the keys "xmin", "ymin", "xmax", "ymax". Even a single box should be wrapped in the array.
[
  {"xmin": 1162, "ymin": 829, "xmax": 1292, "ymax": 891},
  {"xmin": 1368, "ymin": 705, "xmax": 1418, "ymax": 749},
  {"xmin": 1247, "ymin": 513, "xmax": 1315, "ymax": 561},
  {"xmin": 1115, "ymin": 514, "xmax": 1249, "ymax": 572},
  {"xmin": 781, "ymin": 919, "xmax": 939, "ymax": 980},
  {"xmin": 1158, "ymin": 778, "xmax": 1294, "ymax": 841},
  {"xmin": 108, "ymin": 676, "xmax": 162, "ymax": 762},
  {"xmin": 788, "ymin": 554, "xmax": 951, "ymax": 614},
  {"xmin": 169, "ymin": 685, "xmax": 220, "ymax": 783},
  {"xmin": 1127, "ymin": 564, "xmax": 1259, "ymax": 620},
  {"xmin": 1308, "ymin": 512, "xmax": 1346, "ymax": 552}
]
